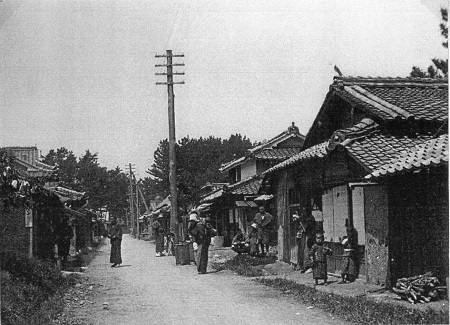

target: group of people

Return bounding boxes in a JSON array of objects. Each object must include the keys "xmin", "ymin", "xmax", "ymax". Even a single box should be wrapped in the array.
[
  {"xmin": 293, "ymin": 208, "xmax": 358, "ymax": 286},
  {"xmin": 151, "ymin": 217, "xmax": 174, "ymax": 257},
  {"xmin": 107, "ymin": 205, "xmax": 358, "ymax": 283},
  {"xmin": 230, "ymin": 206, "xmax": 274, "ymax": 257}
]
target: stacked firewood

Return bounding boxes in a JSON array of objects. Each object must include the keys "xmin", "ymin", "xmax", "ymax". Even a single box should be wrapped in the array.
[{"xmin": 392, "ymin": 272, "xmax": 446, "ymax": 304}]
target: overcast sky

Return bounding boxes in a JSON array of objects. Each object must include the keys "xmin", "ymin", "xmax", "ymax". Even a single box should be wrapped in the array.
[{"xmin": 1, "ymin": 0, "xmax": 447, "ymax": 177}]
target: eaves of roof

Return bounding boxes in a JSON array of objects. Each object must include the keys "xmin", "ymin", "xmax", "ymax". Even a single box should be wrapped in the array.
[
  {"xmin": 229, "ymin": 175, "xmax": 263, "ymax": 195},
  {"xmin": 365, "ymin": 134, "xmax": 448, "ymax": 180}
]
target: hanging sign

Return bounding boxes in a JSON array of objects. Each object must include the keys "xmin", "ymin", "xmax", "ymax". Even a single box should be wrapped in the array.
[{"xmin": 25, "ymin": 208, "xmax": 33, "ymax": 228}]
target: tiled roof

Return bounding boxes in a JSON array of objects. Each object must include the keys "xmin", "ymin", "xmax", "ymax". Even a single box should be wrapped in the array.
[
  {"xmin": 346, "ymin": 133, "xmax": 434, "ymax": 171},
  {"xmin": 200, "ymin": 188, "xmax": 225, "ymax": 203},
  {"xmin": 333, "ymin": 77, "xmax": 448, "ymax": 122},
  {"xmin": 229, "ymin": 176, "xmax": 263, "ymax": 195},
  {"xmin": 366, "ymin": 134, "xmax": 448, "ymax": 179},
  {"xmin": 263, "ymin": 142, "xmax": 329, "ymax": 174},
  {"xmin": 219, "ymin": 124, "xmax": 305, "ymax": 172},
  {"xmin": 254, "ymin": 148, "xmax": 302, "ymax": 160}
]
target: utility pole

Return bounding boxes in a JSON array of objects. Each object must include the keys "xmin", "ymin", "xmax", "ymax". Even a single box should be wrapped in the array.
[
  {"xmin": 128, "ymin": 163, "xmax": 135, "ymax": 237},
  {"xmin": 136, "ymin": 178, "xmax": 140, "ymax": 240},
  {"xmin": 138, "ymin": 187, "xmax": 150, "ymax": 213},
  {"xmin": 155, "ymin": 50, "xmax": 184, "ymax": 245}
]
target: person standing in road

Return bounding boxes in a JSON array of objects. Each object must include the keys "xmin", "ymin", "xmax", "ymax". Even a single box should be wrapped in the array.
[
  {"xmin": 189, "ymin": 213, "xmax": 217, "ymax": 274},
  {"xmin": 253, "ymin": 206, "xmax": 273, "ymax": 256},
  {"xmin": 309, "ymin": 232, "xmax": 332, "ymax": 285},
  {"xmin": 108, "ymin": 217, "xmax": 123, "ymax": 267},
  {"xmin": 152, "ymin": 216, "xmax": 166, "ymax": 257}
]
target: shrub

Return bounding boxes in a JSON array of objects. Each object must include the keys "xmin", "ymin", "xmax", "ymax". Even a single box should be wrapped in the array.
[
  {"xmin": 212, "ymin": 254, "xmax": 277, "ymax": 277},
  {"xmin": 0, "ymin": 251, "xmax": 69, "ymax": 325}
]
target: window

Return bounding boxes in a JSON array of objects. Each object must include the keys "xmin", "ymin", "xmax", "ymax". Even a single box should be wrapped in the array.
[{"xmin": 288, "ymin": 189, "xmax": 301, "ymax": 205}]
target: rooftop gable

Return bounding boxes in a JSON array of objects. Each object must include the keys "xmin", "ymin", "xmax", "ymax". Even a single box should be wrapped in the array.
[
  {"xmin": 303, "ymin": 76, "xmax": 448, "ymax": 149},
  {"xmin": 220, "ymin": 123, "xmax": 305, "ymax": 172}
]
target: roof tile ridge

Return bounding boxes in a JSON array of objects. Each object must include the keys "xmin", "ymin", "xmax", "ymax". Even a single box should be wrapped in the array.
[
  {"xmin": 343, "ymin": 86, "xmax": 403, "ymax": 119},
  {"xmin": 334, "ymin": 75, "xmax": 448, "ymax": 86},
  {"xmin": 351, "ymin": 85, "xmax": 413, "ymax": 119}
]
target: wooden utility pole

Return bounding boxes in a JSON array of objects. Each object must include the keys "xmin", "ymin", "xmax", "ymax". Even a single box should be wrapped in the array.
[
  {"xmin": 155, "ymin": 50, "xmax": 184, "ymax": 245},
  {"xmin": 128, "ymin": 163, "xmax": 135, "ymax": 237},
  {"xmin": 136, "ymin": 178, "xmax": 140, "ymax": 239}
]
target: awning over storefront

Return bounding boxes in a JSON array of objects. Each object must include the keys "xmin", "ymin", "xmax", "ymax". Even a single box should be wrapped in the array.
[
  {"xmin": 197, "ymin": 203, "xmax": 212, "ymax": 211},
  {"xmin": 254, "ymin": 194, "xmax": 274, "ymax": 201},
  {"xmin": 235, "ymin": 200, "xmax": 258, "ymax": 208}
]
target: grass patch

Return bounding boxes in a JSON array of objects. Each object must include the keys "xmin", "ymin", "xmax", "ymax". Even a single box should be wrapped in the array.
[
  {"xmin": 0, "ymin": 251, "xmax": 78, "ymax": 325},
  {"xmin": 256, "ymin": 278, "xmax": 449, "ymax": 325},
  {"xmin": 212, "ymin": 254, "xmax": 277, "ymax": 277}
]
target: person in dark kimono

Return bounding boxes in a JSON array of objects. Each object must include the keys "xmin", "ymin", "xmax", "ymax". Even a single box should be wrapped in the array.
[
  {"xmin": 231, "ymin": 229, "xmax": 249, "ymax": 255},
  {"xmin": 253, "ymin": 206, "xmax": 273, "ymax": 257},
  {"xmin": 309, "ymin": 232, "xmax": 332, "ymax": 285},
  {"xmin": 339, "ymin": 222, "xmax": 358, "ymax": 283},
  {"xmin": 189, "ymin": 213, "xmax": 217, "ymax": 274},
  {"xmin": 108, "ymin": 218, "xmax": 123, "ymax": 267},
  {"xmin": 56, "ymin": 216, "xmax": 73, "ymax": 270},
  {"xmin": 294, "ymin": 207, "xmax": 317, "ymax": 272},
  {"xmin": 152, "ymin": 216, "xmax": 166, "ymax": 257},
  {"xmin": 247, "ymin": 223, "xmax": 259, "ymax": 256}
]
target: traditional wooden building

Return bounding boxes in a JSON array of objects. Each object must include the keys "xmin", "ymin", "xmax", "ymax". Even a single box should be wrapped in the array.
[
  {"xmin": 263, "ymin": 76, "xmax": 448, "ymax": 286},
  {"xmin": 200, "ymin": 124, "xmax": 305, "ymax": 245}
]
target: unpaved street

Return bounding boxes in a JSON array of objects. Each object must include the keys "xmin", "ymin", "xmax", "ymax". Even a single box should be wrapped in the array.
[{"xmin": 70, "ymin": 235, "xmax": 346, "ymax": 325}]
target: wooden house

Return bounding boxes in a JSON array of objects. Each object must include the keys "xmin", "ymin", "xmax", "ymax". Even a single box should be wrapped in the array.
[
  {"xmin": 200, "ymin": 124, "xmax": 305, "ymax": 245},
  {"xmin": 262, "ymin": 76, "xmax": 448, "ymax": 286}
]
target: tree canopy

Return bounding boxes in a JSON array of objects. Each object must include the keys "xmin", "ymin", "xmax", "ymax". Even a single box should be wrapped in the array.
[
  {"xmin": 42, "ymin": 149, "xmax": 129, "ymax": 218},
  {"xmin": 410, "ymin": 8, "xmax": 448, "ymax": 78},
  {"xmin": 142, "ymin": 134, "xmax": 253, "ymax": 212}
]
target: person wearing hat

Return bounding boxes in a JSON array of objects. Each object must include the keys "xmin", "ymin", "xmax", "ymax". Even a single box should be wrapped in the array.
[
  {"xmin": 309, "ymin": 232, "xmax": 332, "ymax": 285},
  {"xmin": 253, "ymin": 206, "xmax": 274, "ymax": 257},
  {"xmin": 247, "ymin": 223, "xmax": 259, "ymax": 256},
  {"xmin": 152, "ymin": 215, "xmax": 166, "ymax": 257},
  {"xmin": 108, "ymin": 217, "xmax": 123, "ymax": 267},
  {"xmin": 188, "ymin": 211, "xmax": 217, "ymax": 274}
]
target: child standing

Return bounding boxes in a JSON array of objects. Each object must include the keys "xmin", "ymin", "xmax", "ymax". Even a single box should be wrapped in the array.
[{"xmin": 309, "ymin": 232, "xmax": 332, "ymax": 285}]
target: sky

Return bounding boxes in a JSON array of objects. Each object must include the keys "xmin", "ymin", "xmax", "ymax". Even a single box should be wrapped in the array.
[{"xmin": 0, "ymin": 0, "xmax": 447, "ymax": 178}]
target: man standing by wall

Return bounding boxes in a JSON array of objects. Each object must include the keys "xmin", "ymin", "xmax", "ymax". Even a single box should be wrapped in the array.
[{"xmin": 253, "ymin": 206, "xmax": 273, "ymax": 257}]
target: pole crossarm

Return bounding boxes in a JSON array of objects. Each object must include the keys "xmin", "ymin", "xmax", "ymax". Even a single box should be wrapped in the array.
[
  {"xmin": 156, "ymin": 81, "xmax": 185, "ymax": 85},
  {"xmin": 155, "ymin": 53, "xmax": 184, "ymax": 58},
  {"xmin": 155, "ymin": 72, "xmax": 185, "ymax": 75},
  {"xmin": 155, "ymin": 63, "xmax": 185, "ymax": 67}
]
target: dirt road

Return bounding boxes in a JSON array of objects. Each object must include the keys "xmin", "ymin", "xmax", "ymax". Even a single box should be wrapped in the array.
[{"xmin": 69, "ymin": 235, "xmax": 346, "ymax": 325}]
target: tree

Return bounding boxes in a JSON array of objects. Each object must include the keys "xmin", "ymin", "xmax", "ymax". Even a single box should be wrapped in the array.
[
  {"xmin": 143, "ymin": 134, "xmax": 253, "ymax": 213},
  {"xmin": 42, "ymin": 147, "xmax": 78, "ymax": 188},
  {"xmin": 410, "ymin": 8, "xmax": 448, "ymax": 78},
  {"xmin": 42, "ymin": 148, "xmax": 130, "ymax": 218}
]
